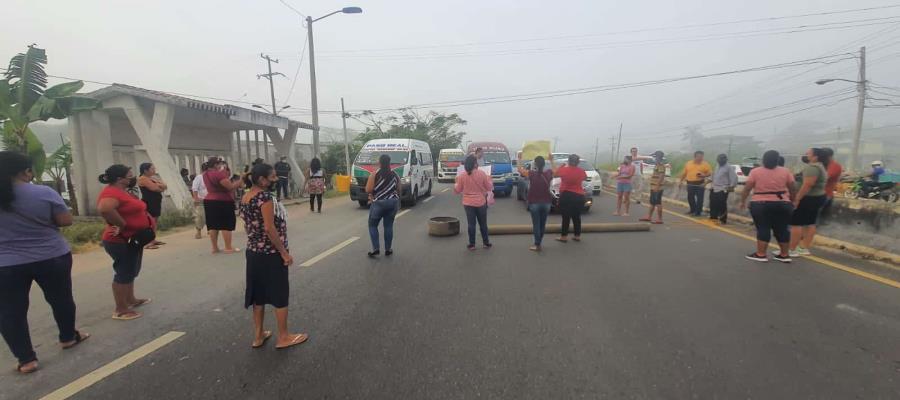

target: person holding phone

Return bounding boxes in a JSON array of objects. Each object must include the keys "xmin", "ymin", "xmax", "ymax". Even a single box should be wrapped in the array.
[{"xmin": 679, "ymin": 151, "xmax": 712, "ymax": 217}]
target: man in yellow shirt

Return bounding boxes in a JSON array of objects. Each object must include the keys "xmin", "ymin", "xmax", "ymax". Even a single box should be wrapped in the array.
[{"xmin": 678, "ymin": 151, "xmax": 712, "ymax": 216}]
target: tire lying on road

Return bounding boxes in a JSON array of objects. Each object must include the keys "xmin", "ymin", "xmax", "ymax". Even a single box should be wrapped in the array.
[{"xmin": 428, "ymin": 217, "xmax": 460, "ymax": 236}]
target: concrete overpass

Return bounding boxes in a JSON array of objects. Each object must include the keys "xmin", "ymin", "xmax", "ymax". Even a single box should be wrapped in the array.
[{"xmin": 68, "ymin": 84, "xmax": 314, "ymax": 215}]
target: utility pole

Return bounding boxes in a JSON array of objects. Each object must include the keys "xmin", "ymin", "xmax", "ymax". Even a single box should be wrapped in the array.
[
  {"xmin": 609, "ymin": 136, "xmax": 617, "ymax": 164},
  {"xmin": 614, "ymin": 123, "xmax": 623, "ymax": 162},
  {"xmin": 727, "ymin": 136, "xmax": 734, "ymax": 159},
  {"xmin": 849, "ymin": 46, "xmax": 866, "ymax": 174},
  {"xmin": 552, "ymin": 136, "xmax": 560, "ymax": 152},
  {"xmin": 341, "ymin": 98, "xmax": 351, "ymax": 175},
  {"xmin": 307, "ymin": 15, "xmax": 321, "ymax": 157},
  {"xmin": 257, "ymin": 54, "xmax": 285, "ymax": 115},
  {"xmin": 593, "ymin": 136, "xmax": 600, "ymax": 167}
]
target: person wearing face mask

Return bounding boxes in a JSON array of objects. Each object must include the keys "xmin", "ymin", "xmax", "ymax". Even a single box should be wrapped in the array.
[
  {"xmin": 786, "ymin": 148, "xmax": 828, "ymax": 257},
  {"xmin": 709, "ymin": 154, "xmax": 738, "ymax": 224},
  {"xmin": 97, "ymin": 164, "xmax": 154, "ymax": 321},
  {"xmin": 202, "ymin": 157, "xmax": 241, "ymax": 255},
  {"xmin": 0, "ymin": 152, "xmax": 90, "ymax": 374},
  {"xmin": 239, "ymin": 163, "xmax": 307, "ymax": 350}
]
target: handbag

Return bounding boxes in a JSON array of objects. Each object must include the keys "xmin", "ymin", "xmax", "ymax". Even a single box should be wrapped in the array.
[
  {"xmin": 127, "ymin": 215, "xmax": 156, "ymax": 249},
  {"xmin": 475, "ymin": 172, "xmax": 495, "ymax": 207}
]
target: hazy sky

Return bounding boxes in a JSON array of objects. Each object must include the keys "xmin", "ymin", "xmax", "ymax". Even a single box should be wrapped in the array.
[{"xmin": 6, "ymin": 0, "xmax": 900, "ymax": 154}]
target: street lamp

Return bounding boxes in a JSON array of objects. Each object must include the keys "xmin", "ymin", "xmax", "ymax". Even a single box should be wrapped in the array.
[
  {"xmin": 307, "ymin": 6, "xmax": 363, "ymax": 157},
  {"xmin": 815, "ymin": 46, "xmax": 866, "ymax": 174}
]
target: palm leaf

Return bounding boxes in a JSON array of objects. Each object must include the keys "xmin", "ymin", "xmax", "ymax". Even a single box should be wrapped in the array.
[{"xmin": 6, "ymin": 46, "xmax": 48, "ymax": 115}]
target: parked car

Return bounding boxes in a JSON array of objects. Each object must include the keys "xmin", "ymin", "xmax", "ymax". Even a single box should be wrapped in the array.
[
  {"xmin": 550, "ymin": 175, "xmax": 593, "ymax": 213},
  {"xmin": 641, "ymin": 158, "xmax": 672, "ymax": 177},
  {"xmin": 729, "ymin": 165, "xmax": 748, "ymax": 185},
  {"xmin": 582, "ymin": 163, "xmax": 603, "ymax": 194}
]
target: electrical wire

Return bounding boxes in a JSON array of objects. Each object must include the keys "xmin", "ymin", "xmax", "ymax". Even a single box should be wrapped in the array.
[
  {"xmin": 276, "ymin": 0, "xmax": 306, "ymax": 20},
  {"xmin": 316, "ymin": 17, "xmax": 900, "ymax": 60},
  {"xmin": 281, "ymin": 35, "xmax": 309, "ymax": 107},
  {"xmin": 316, "ymin": 4, "xmax": 900, "ymax": 54}
]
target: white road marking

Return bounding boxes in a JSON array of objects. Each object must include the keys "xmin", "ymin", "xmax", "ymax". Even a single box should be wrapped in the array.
[
  {"xmin": 300, "ymin": 237, "xmax": 360, "ymax": 267},
  {"xmin": 395, "ymin": 209, "xmax": 411, "ymax": 219},
  {"xmin": 40, "ymin": 331, "xmax": 186, "ymax": 400},
  {"xmin": 441, "ymin": 188, "xmax": 450, "ymax": 193},
  {"xmin": 423, "ymin": 196, "xmax": 435, "ymax": 203}
]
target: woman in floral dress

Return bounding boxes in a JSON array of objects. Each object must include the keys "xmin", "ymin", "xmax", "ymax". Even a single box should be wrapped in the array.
[{"xmin": 239, "ymin": 163, "xmax": 307, "ymax": 350}]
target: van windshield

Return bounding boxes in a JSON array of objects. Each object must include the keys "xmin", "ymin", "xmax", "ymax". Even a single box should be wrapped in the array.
[
  {"xmin": 440, "ymin": 153, "xmax": 465, "ymax": 162},
  {"xmin": 355, "ymin": 150, "xmax": 409, "ymax": 165},
  {"xmin": 482, "ymin": 152, "xmax": 510, "ymax": 164}
]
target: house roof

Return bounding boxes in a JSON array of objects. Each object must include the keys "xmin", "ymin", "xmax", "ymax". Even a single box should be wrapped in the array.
[{"xmin": 85, "ymin": 84, "xmax": 314, "ymax": 130}]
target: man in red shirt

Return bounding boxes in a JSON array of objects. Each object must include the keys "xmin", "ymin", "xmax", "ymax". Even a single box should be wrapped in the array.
[{"xmin": 822, "ymin": 148, "xmax": 842, "ymax": 217}]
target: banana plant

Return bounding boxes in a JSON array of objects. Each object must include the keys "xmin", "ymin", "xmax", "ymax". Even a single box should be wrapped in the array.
[{"xmin": 0, "ymin": 45, "xmax": 99, "ymax": 177}]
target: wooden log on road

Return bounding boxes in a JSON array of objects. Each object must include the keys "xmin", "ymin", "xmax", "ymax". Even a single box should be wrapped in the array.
[{"xmin": 488, "ymin": 223, "xmax": 650, "ymax": 235}]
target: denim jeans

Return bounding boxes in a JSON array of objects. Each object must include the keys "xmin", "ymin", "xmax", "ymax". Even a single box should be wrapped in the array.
[
  {"xmin": 369, "ymin": 198, "xmax": 399, "ymax": 251},
  {"xmin": 464, "ymin": 205, "xmax": 489, "ymax": 245},
  {"xmin": 276, "ymin": 177, "xmax": 290, "ymax": 199},
  {"xmin": 528, "ymin": 203, "xmax": 551, "ymax": 245},
  {"xmin": 687, "ymin": 185, "xmax": 705, "ymax": 215},
  {"xmin": 0, "ymin": 253, "xmax": 76, "ymax": 364}
]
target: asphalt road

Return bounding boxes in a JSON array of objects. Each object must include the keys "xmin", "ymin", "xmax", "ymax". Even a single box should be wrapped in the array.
[{"xmin": 3, "ymin": 183, "xmax": 899, "ymax": 399}]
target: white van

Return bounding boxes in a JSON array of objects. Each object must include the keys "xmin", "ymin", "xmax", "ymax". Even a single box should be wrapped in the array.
[
  {"xmin": 350, "ymin": 139, "xmax": 434, "ymax": 207},
  {"xmin": 437, "ymin": 148, "xmax": 465, "ymax": 183}
]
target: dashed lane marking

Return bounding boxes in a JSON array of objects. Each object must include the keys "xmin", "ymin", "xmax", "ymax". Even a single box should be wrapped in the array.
[
  {"xmin": 396, "ymin": 209, "xmax": 411, "ymax": 219},
  {"xmin": 40, "ymin": 331, "xmax": 186, "ymax": 400},
  {"xmin": 300, "ymin": 237, "xmax": 360, "ymax": 267},
  {"xmin": 441, "ymin": 188, "xmax": 450, "ymax": 193},
  {"xmin": 423, "ymin": 196, "xmax": 435, "ymax": 203}
]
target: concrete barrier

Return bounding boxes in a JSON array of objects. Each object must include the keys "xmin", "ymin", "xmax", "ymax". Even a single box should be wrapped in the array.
[
  {"xmin": 488, "ymin": 223, "xmax": 650, "ymax": 235},
  {"xmin": 599, "ymin": 170, "xmax": 900, "ymax": 261}
]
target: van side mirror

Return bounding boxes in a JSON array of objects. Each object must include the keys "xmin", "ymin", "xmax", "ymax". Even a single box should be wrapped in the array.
[{"xmin": 511, "ymin": 160, "xmax": 518, "ymax": 166}]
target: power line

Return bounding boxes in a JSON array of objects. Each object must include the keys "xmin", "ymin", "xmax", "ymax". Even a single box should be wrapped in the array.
[
  {"xmin": 276, "ymin": 0, "xmax": 306, "ymax": 20},
  {"xmin": 343, "ymin": 54, "xmax": 854, "ymax": 112},
  {"xmin": 316, "ymin": 17, "xmax": 900, "ymax": 60},
  {"xmin": 316, "ymin": 4, "xmax": 900, "ymax": 54},
  {"xmin": 282, "ymin": 35, "xmax": 309, "ymax": 107}
]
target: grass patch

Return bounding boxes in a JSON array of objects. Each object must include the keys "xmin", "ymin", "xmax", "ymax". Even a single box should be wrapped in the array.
[{"xmin": 61, "ymin": 209, "xmax": 195, "ymax": 251}]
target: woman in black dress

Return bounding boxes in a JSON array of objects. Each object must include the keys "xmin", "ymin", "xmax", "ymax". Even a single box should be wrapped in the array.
[
  {"xmin": 138, "ymin": 163, "xmax": 167, "ymax": 249},
  {"xmin": 239, "ymin": 163, "xmax": 308, "ymax": 350}
]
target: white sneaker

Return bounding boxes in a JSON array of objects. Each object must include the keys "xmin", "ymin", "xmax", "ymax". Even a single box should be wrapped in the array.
[
  {"xmin": 795, "ymin": 247, "xmax": 812, "ymax": 256},
  {"xmin": 788, "ymin": 249, "xmax": 801, "ymax": 258}
]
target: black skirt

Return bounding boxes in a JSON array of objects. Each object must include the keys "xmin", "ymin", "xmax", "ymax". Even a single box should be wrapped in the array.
[
  {"xmin": 245, "ymin": 251, "xmax": 289, "ymax": 308},
  {"xmin": 204, "ymin": 199, "xmax": 236, "ymax": 231}
]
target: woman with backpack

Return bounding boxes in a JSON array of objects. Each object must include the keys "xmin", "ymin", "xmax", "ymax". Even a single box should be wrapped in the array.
[
  {"xmin": 517, "ymin": 153, "xmax": 554, "ymax": 251},
  {"xmin": 455, "ymin": 155, "xmax": 493, "ymax": 251}
]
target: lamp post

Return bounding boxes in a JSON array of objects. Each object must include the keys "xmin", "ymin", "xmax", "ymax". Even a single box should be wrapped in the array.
[
  {"xmin": 815, "ymin": 46, "xmax": 866, "ymax": 174},
  {"xmin": 307, "ymin": 6, "xmax": 363, "ymax": 158}
]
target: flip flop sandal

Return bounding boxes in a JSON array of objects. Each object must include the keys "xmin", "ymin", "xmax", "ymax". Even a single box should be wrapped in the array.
[
  {"xmin": 145, "ymin": 245, "xmax": 161, "ymax": 250},
  {"xmin": 16, "ymin": 361, "xmax": 38, "ymax": 374},
  {"xmin": 555, "ymin": 237, "xmax": 568, "ymax": 243},
  {"xmin": 111, "ymin": 311, "xmax": 142, "ymax": 321},
  {"xmin": 222, "ymin": 248, "xmax": 241, "ymax": 254},
  {"xmin": 130, "ymin": 298, "xmax": 152, "ymax": 308},
  {"xmin": 156, "ymin": 241, "xmax": 167, "ymax": 245},
  {"xmin": 62, "ymin": 331, "xmax": 91, "ymax": 350},
  {"xmin": 275, "ymin": 333, "xmax": 309, "ymax": 350},
  {"xmin": 252, "ymin": 331, "xmax": 273, "ymax": 348},
  {"xmin": 572, "ymin": 237, "xmax": 582, "ymax": 242}
]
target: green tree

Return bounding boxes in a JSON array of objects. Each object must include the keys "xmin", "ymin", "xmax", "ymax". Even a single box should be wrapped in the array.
[
  {"xmin": 354, "ymin": 108, "xmax": 467, "ymax": 162},
  {"xmin": 0, "ymin": 45, "xmax": 99, "ymax": 177}
]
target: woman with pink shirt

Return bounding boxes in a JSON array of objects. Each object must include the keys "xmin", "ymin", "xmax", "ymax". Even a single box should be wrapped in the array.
[
  {"xmin": 739, "ymin": 150, "xmax": 797, "ymax": 263},
  {"xmin": 455, "ymin": 155, "xmax": 493, "ymax": 251}
]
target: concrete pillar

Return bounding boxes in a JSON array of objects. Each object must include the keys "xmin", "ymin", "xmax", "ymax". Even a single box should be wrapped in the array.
[
  {"xmin": 267, "ymin": 125, "xmax": 304, "ymax": 192},
  {"xmin": 116, "ymin": 97, "xmax": 192, "ymax": 211},
  {"xmin": 68, "ymin": 110, "xmax": 115, "ymax": 215}
]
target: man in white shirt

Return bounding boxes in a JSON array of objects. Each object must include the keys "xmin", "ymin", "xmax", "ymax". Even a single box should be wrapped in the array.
[{"xmin": 191, "ymin": 163, "xmax": 209, "ymax": 239}]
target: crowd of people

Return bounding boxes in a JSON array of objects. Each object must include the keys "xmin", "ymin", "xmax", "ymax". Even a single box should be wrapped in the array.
[
  {"xmin": 0, "ymin": 141, "xmax": 872, "ymax": 374},
  {"xmin": 0, "ymin": 151, "xmax": 327, "ymax": 374}
]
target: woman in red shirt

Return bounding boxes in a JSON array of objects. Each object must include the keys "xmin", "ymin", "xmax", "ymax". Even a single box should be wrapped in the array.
[
  {"xmin": 555, "ymin": 154, "xmax": 587, "ymax": 242},
  {"xmin": 97, "ymin": 165, "xmax": 153, "ymax": 321}
]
